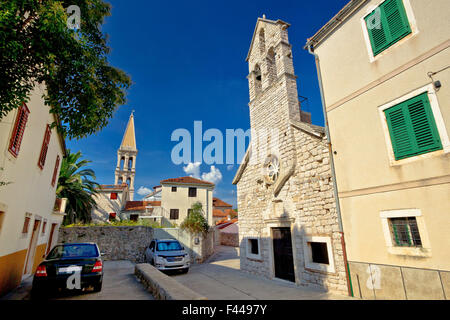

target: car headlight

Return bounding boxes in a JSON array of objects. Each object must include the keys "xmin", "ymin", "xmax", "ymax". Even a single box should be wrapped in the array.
[{"xmin": 155, "ymin": 255, "xmax": 164, "ymax": 264}]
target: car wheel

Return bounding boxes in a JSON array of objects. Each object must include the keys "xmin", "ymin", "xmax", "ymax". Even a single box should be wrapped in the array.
[
  {"xmin": 181, "ymin": 268, "xmax": 189, "ymax": 274},
  {"xmin": 93, "ymin": 281, "xmax": 102, "ymax": 292}
]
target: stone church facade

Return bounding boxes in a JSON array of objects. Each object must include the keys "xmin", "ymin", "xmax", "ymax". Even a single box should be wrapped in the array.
[{"xmin": 233, "ymin": 17, "xmax": 348, "ymax": 295}]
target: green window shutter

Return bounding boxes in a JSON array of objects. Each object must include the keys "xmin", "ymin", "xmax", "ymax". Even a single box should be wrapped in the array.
[
  {"xmin": 385, "ymin": 103, "xmax": 415, "ymax": 159},
  {"xmin": 365, "ymin": 7, "xmax": 389, "ymax": 55},
  {"xmin": 392, "ymin": 223, "xmax": 400, "ymax": 246},
  {"xmin": 384, "ymin": 92, "xmax": 443, "ymax": 160},
  {"xmin": 406, "ymin": 92, "xmax": 442, "ymax": 155},
  {"xmin": 383, "ymin": 0, "xmax": 411, "ymax": 42},
  {"xmin": 365, "ymin": 0, "xmax": 412, "ymax": 56}
]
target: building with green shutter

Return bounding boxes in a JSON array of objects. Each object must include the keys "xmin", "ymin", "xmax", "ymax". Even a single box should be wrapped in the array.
[{"xmin": 305, "ymin": 0, "xmax": 450, "ymax": 299}]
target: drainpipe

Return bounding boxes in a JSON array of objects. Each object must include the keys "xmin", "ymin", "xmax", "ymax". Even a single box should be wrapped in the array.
[{"xmin": 307, "ymin": 44, "xmax": 353, "ymax": 297}]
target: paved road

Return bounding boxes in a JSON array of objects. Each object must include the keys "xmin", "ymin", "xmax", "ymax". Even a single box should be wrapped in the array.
[
  {"xmin": 50, "ymin": 260, "xmax": 153, "ymax": 300},
  {"xmin": 1, "ymin": 260, "xmax": 153, "ymax": 300},
  {"xmin": 171, "ymin": 246, "xmax": 353, "ymax": 300}
]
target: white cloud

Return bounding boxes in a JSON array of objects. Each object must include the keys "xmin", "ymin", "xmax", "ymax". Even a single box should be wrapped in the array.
[
  {"xmin": 183, "ymin": 162, "xmax": 201, "ymax": 178},
  {"xmin": 227, "ymin": 165, "xmax": 234, "ymax": 171},
  {"xmin": 137, "ymin": 186, "xmax": 152, "ymax": 196},
  {"xmin": 201, "ymin": 166, "xmax": 223, "ymax": 185}
]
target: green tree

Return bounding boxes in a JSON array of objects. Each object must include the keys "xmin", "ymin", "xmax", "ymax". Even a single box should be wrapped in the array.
[
  {"xmin": 56, "ymin": 150, "xmax": 99, "ymax": 224},
  {"xmin": 180, "ymin": 202, "xmax": 209, "ymax": 235},
  {"xmin": 0, "ymin": 0, "xmax": 132, "ymax": 139}
]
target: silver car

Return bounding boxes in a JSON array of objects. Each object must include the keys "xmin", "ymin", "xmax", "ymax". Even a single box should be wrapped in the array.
[{"xmin": 145, "ymin": 239, "xmax": 190, "ymax": 273}]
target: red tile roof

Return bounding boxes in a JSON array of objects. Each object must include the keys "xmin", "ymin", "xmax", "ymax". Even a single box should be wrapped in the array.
[
  {"xmin": 98, "ymin": 183, "xmax": 128, "ymax": 190},
  {"xmin": 124, "ymin": 201, "xmax": 161, "ymax": 211},
  {"xmin": 216, "ymin": 218, "xmax": 238, "ymax": 229},
  {"xmin": 213, "ymin": 197, "xmax": 232, "ymax": 208},
  {"xmin": 213, "ymin": 209, "xmax": 228, "ymax": 217},
  {"xmin": 213, "ymin": 208, "xmax": 237, "ymax": 218},
  {"xmin": 160, "ymin": 176, "xmax": 214, "ymax": 186}
]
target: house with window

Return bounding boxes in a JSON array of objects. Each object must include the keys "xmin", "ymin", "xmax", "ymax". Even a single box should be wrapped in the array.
[
  {"xmin": 0, "ymin": 84, "xmax": 67, "ymax": 296},
  {"xmin": 160, "ymin": 177, "xmax": 214, "ymax": 226},
  {"xmin": 122, "ymin": 200, "xmax": 162, "ymax": 224},
  {"xmin": 91, "ymin": 184, "xmax": 130, "ymax": 222},
  {"xmin": 144, "ymin": 185, "xmax": 162, "ymax": 201},
  {"xmin": 304, "ymin": 0, "xmax": 450, "ymax": 299},
  {"xmin": 212, "ymin": 197, "xmax": 236, "ymax": 225}
]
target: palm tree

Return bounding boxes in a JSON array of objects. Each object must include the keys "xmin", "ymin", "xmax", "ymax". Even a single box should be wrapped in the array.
[{"xmin": 56, "ymin": 150, "xmax": 99, "ymax": 225}]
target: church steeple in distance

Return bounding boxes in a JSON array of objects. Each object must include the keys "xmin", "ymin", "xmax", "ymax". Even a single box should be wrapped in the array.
[{"xmin": 114, "ymin": 111, "xmax": 138, "ymax": 200}]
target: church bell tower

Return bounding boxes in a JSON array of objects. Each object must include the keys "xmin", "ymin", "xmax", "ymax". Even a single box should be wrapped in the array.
[{"xmin": 115, "ymin": 112, "xmax": 137, "ymax": 200}]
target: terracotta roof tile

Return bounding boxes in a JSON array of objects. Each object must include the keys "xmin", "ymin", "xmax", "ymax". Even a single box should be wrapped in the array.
[
  {"xmin": 160, "ymin": 176, "xmax": 214, "ymax": 186},
  {"xmin": 213, "ymin": 209, "xmax": 228, "ymax": 217},
  {"xmin": 97, "ymin": 184, "xmax": 128, "ymax": 191},
  {"xmin": 124, "ymin": 201, "xmax": 161, "ymax": 211},
  {"xmin": 216, "ymin": 218, "xmax": 238, "ymax": 228},
  {"xmin": 213, "ymin": 197, "xmax": 233, "ymax": 208}
]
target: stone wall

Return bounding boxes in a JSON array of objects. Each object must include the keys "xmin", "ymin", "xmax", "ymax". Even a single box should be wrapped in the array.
[
  {"xmin": 58, "ymin": 226, "xmax": 215, "ymax": 264},
  {"xmin": 237, "ymin": 128, "xmax": 348, "ymax": 295},
  {"xmin": 153, "ymin": 228, "xmax": 215, "ymax": 263},
  {"xmin": 220, "ymin": 232, "xmax": 239, "ymax": 247},
  {"xmin": 58, "ymin": 226, "xmax": 153, "ymax": 263},
  {"xmin": 135, "ymin": 263, "xmax": 206, "ymax": 300}
]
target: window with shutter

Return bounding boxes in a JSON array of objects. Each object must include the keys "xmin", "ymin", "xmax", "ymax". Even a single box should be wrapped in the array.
[
  {"xmin": 38, "ymin": 124, "xmax": 52, "ymax": 169},
  {"xmin": 188, "ymin": 187, "xmax": 197, "ymax": 197},
  {"xmin": 365, "ymin": 0, "xmax": 411, "ymax": 56},
  {"xmin": 51, "ymin": 155, "xmax": 60, "ymax": 187},
  {"xmin": 8, "ymin": 103, "xmax": 30, "ymax": 157},
  {"xmin": 22, "ymin": 216, "xmax": 31, "ymax": 234},
  {"xmin": 170, "ymin": 209, "xmax": 179, "ymax": 220},
  {"xmin": 384, "ymin": 92, "xmax": 442, "ymax": 160}
]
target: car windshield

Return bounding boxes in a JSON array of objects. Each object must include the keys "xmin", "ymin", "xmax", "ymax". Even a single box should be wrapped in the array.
[
  {"xmin": 47, "ymin": 244, "xmax": 98, "ymax": 259},
  {"xmin": 156, "ymin": 241, "xmax": 182, "ymax": 251}
]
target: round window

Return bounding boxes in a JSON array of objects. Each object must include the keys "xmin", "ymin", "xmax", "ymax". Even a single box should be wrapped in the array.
[{"xmin": 264, "ymin": 155, "xmax": 280, "ymax": 185}]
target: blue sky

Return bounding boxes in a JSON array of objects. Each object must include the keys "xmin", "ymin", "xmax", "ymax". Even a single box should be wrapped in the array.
[{"xmin": 66, "ymin": 0, "xmax": 348, "ymax": 207}]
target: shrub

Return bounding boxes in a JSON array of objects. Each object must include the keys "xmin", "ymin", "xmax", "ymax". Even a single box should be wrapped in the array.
[{"xmin": 180, "ymin": 202, "xmax": 209, "ymax": 235}]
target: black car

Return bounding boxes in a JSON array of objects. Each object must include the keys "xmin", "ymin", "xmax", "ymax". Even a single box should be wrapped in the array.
[{"xmin": 32, "ymin": 243, "xmax": 103, "ymax": 297}]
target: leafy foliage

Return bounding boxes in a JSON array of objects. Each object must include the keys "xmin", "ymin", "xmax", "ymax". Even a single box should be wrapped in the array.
[
  {"xmin": 180, "ymin": 202, "xmax": 209, "ymax": 235},
  {"xmin": 56, "ymin": 150, "xmax": 99, "ymax": 224},
  {"xmin": 0, "ymin": 0, "xmax": 132, "ymax": 139}
]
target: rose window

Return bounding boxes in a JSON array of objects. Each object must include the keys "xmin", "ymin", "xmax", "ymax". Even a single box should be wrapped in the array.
[{"xmin": 264, "ymin": 155, "xmax": 280, "ymax": 184}]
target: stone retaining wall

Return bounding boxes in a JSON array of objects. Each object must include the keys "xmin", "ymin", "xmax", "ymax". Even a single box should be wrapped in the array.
[
  {"xmin": 135, "ymin": 263, "xmax": 206, "ymax": 300},
  {"xmin": 58, "ymin": 226, "xmax": 153, "ymax": 263},
  {"xmin": 220, "ymin": 232, "xmax": 239, "ymax": 247},
  {"xmin": 58, "ymin": 226, "xmax": 214, "ymax": 264}
]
